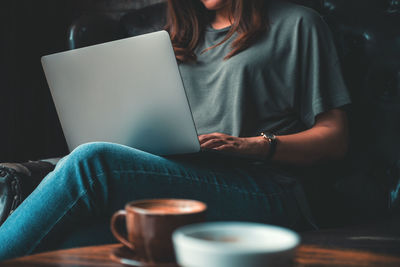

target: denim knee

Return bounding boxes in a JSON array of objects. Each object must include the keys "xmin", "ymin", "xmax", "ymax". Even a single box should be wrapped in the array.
[
  {"xmin": 69, "ymin": 142, "xmax": 117, "ymax": 161},
  {"xmin": 64, "ymin": 142, "xmax": 119, "ymax": 170},
  {"xmin": 56, "ymin": 143, "xmax": 121, "ymax": 209},
  {"xmin": 68, "ymin": 142, "xmax": 148, "ymax": 163}
]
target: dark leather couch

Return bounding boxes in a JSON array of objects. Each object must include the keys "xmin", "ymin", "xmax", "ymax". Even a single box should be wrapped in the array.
[{"xmin": 67, "ymin": 0, "xmax": 400, "ymax": 226}]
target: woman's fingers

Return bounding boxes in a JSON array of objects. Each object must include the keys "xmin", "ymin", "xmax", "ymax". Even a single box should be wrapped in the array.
[
  {"xmin": 201, "ymin": 138, "xmax": 226, "ymax": 149},
  {"xmin": 198, "ymin": 134, "xmax": 215, "ymax": 144},
  {"xmin": 198, "ymin": 133, "xmax": 226, "ymax": 144},
  {"xmin": 198, "ymin": 133, "xmax": 260, "ymax": 155},
  {"xmin": 198, "ymin": 133, "xmax": 241, "ymax": 152}
]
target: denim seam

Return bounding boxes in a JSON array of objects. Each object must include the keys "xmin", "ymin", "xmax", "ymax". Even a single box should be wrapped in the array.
[
  {"xmin": 27, "ymin": 177, "xmax": 96, "ymax": 255},
  {"xmin": 109, "ymin": 170, "xmax": 286, "ymax": 198}
]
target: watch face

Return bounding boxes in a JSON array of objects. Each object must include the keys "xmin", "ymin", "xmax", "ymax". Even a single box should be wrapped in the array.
[{"xmin": 265, "ymin": 133, "xmax": 276, "ymax": 140}]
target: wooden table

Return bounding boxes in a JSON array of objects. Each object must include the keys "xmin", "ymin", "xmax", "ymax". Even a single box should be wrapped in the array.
[{"xmin": 2, "ymin": 243, "xmax": 400, "ymax": 267}]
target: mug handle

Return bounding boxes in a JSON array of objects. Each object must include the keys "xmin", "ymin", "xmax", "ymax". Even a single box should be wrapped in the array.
[{"xmin": 111, "ymin": 210, "xmax": 135, "ymax": 250}]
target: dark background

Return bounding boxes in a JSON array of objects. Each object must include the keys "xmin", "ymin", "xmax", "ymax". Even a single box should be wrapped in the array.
[
  {"xmin": 0, "ymin": 0, "xmax": 163, "ymax": 162},
  {"xmin": 0, "ymin": 0, "xmax": 79, "ymax": 162}
]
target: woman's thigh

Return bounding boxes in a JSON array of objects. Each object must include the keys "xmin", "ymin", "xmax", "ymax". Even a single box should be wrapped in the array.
[
  {"xmin": 59, "ymin": 142, "xmax": 306, "ymax": 227},
  {"xmin": 0, "ymin": 142, "xmax": 309, "ymax": 259}
]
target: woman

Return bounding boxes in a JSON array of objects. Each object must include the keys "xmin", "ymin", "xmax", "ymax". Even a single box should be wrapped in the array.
[{"xmin": 0, "ymin": 0, "xmax": 350, "ymax": 260}]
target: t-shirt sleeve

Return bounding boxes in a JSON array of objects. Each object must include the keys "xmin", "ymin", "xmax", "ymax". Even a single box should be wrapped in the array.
[{"xmin": 298, "ymin": 11, "xmax": 351, "ymax": 128}]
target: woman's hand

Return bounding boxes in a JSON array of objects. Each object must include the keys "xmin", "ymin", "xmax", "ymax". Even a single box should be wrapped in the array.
[
  {"xmin": 198, "ymin": 109, "xmax": 348, "ymax": 165},
  {"xmin": 198, "ymin": 133, "xmax": 269, "ymax": 158}
]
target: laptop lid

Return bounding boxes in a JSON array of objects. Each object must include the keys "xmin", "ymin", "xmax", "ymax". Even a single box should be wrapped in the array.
[{"xmin": 41, "ymin": 31, "xmax": 200, "ymax": 155}]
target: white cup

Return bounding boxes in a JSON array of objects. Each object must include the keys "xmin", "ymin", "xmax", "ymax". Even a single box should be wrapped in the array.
[{"xmin": 172, "ymin": 222, "xmax": 300, "ymax": 267}]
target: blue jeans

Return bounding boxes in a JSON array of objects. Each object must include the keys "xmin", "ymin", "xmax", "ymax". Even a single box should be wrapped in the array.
[{"xmin": 0, "ymin": 142, "xmax": 314, "ymax": 261}]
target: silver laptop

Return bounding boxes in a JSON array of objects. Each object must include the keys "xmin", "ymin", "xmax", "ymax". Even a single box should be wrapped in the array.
[{"xmin": 41, "ymin": 31, "xmax": 201, "ymax": 156}]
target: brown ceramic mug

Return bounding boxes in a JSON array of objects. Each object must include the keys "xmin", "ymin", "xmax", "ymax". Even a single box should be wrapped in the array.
[{"xmin": 110, "ymin": 199, "xmax": 207, "ymax": 263}]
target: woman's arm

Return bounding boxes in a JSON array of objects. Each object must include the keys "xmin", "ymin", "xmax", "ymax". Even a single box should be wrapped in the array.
[{"xmin": 199, "ymin": 108, "xmax": 349, "ymax": 166}]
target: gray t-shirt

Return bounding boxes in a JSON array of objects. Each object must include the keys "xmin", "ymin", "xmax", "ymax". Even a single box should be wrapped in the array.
[{"xmin": 178, "ymin": 1, "xmax": 351, "ymax": 137}]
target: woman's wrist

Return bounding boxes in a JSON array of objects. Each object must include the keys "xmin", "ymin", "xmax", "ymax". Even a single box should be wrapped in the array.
[
  {"xmin": 250, "ymin": 136, "xmax": 271, "ymax": 159},
  {"xmin": 261, "ymin": 133, "xmax": 277, "ymax": 160}
]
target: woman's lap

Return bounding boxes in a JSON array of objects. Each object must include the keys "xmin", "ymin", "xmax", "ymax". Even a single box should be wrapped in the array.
[{"xmin": 0, "ymin": 142, "xmax": 312, "ymax": 260}]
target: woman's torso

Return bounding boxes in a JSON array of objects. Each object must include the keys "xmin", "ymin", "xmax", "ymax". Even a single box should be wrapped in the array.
[{"xmin": 178, "ymin": 1, "xmax": 351, "ymax": 137}]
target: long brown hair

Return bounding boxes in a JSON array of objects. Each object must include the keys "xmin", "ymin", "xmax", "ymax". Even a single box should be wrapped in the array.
[{"xmin": 165, "ymin": 0, "xmax": 270, "ymax": 62}]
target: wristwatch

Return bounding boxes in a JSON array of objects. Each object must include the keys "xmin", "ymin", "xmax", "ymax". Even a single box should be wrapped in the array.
[{"xmin": 261, "ymin": 132, "xmax": 277, "ymax": 160}]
